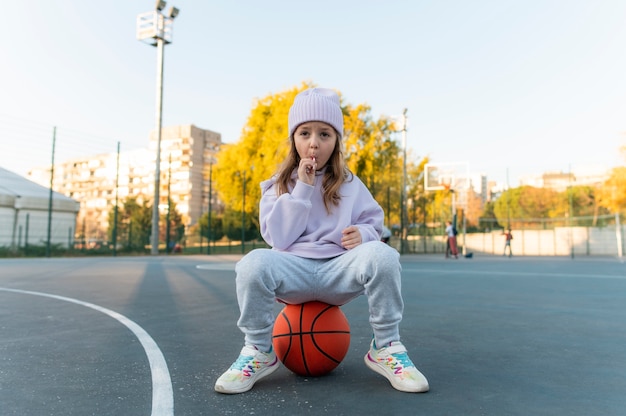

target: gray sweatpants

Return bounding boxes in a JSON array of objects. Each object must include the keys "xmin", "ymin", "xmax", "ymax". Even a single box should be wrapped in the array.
[{"xmin": 234, "ymin": 241, "xmax": 404, "ymax": 352}]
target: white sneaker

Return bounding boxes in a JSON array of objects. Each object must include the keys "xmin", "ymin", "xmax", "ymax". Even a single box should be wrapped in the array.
[
  {"xmin": 214, "ymin": 345, "xmax": 280, "ymax": 394},
  {"xmin": 364, "ymin": 339, "xmax": 429, "ymax": 393}
]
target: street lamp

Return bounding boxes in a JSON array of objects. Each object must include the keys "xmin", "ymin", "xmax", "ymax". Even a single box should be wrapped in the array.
[
  {"xmin": 137, "ymin": 1, "xmax": 180, "ymax": 255},
  {"xmin": 389, "ymin": 110, "xmax": 408, "ymax": 253},
  {"xmin": 205, "ymin": 161, "xmax": 212, "ymax": 254},
  {"xmin": 395, "ymin": 109, "xmax": 408, "ymax": 254}
]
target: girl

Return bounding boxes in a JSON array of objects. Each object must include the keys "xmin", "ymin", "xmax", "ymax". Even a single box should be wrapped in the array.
[{"xmin": 214, "ymin": 88, "xmax": 429, "ymax": 394}]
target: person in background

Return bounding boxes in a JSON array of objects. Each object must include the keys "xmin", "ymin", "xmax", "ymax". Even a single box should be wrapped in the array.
[
  {"xmin": 445, "ymin": 221, "xmax": 458, "ymax": 259},
  {"xmin": 503, "ymin": 228, "xmax": 513, "ymax": 257}
]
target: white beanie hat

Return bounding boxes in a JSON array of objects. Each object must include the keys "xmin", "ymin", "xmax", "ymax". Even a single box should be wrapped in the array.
[{"xmin": 288, "ymin": 88, "xmax": 343, "ymax": 138}]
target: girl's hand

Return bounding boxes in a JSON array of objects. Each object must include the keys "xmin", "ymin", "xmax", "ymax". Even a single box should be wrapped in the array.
[
  {"xmin": 341, "ymin": 225, "xmax": 362, "ymax": 249},
  {"xmin": 298, "ymin": 156, "xmax": 317, "ymax": 185}
]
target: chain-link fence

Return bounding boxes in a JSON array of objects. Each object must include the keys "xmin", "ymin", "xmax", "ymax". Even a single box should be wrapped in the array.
[{"xmin": 394, "ymin": 213, "xmax": 624, "ymax": 258}]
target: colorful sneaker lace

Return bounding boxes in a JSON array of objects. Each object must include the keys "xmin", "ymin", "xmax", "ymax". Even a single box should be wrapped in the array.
[
  {"xmin": 214, "ymin": 345, "xmax": 279, "ymax": 394},
  {"xmin": 364, "ymin": 339, "xmax": 429, "ymax": 393}
]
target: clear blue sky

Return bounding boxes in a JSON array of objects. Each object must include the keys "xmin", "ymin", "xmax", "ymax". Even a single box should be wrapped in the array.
[{"xmin": 1, "ymin": 0, "xmax": 625, "ymax": 186}]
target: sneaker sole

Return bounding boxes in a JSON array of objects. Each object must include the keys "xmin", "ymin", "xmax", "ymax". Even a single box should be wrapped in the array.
[
  {"xmin": 364, "ymin": 353, "xmax": 429, "ymax": 393},
  {"xmin": 214, "ymin": 359, "xmax": 280, "ymax": 394}
]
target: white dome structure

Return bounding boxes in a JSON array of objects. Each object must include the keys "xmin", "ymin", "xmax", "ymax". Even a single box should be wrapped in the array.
[{"xmin": 0, "ymin": 167, "xmax": 79, "ymax": 250}]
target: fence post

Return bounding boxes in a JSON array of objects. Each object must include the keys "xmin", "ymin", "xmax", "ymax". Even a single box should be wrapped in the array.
[
  {"xmin": 25, "ymin": 213, "xmax": 30, "ymax": 255},
  {"xmin": 537, "ymin": 227, "xmax": 541, "ymax": 256},
  {"xmin": 616, "ymin": 213, "xmax": 623, "ymax": 259}
]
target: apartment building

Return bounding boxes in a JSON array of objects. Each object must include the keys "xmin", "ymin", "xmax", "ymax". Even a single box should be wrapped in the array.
[{"xmin": 28, "ymin": 124, "xmax": 221, "ymax": 241}]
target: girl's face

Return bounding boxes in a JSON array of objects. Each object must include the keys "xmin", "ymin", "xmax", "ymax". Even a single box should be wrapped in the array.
[{"xmin": 293, "ymin": 121, "xmax": 338, "ymax": 170}]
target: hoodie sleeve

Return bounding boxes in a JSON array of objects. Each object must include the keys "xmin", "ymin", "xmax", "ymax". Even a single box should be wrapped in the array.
[
  {"xmin": 352, "ymin": 179, "xmax": 384, "ymax": 243},
  {"xmin": 259, "ymin": 178, "xmax": 315, "ymax": 250}
]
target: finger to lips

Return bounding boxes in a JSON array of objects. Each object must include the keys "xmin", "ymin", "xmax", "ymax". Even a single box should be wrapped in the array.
[{"xmin": 306, "ymin": 156, "xmax": 316, "ymax": 174}]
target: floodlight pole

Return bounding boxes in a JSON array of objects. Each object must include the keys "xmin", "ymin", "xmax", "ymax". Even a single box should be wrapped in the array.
[
  {"xmin": 151, "ymin": 34, "xmax": 165, "ymax": 255},
  {"xmin": 137, "ymin": 2, "xmax": 180, "ymax": 255}
]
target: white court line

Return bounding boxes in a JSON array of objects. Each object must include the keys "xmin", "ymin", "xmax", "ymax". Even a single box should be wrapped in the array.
[
  {"xmin": 0, "ymin": 287, "xmax": 173, "ymax": 416},
  {"xmin": 403, "ymin": 267, "xmax": 626, "ymax": 279},
  {"xmin": 196, "ymin": 263, "xmax": 236, "ymax": 271}
]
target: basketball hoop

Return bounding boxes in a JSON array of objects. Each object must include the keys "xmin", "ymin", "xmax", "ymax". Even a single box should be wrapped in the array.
[{"xmin": 424, "ymin": 162, "xmax": 469, "ymax": 192}]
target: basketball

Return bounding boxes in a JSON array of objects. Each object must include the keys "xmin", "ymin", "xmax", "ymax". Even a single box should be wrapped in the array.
[{"xmin": 272, "ymin": 301, "xmax": 350, "ymax": 377}]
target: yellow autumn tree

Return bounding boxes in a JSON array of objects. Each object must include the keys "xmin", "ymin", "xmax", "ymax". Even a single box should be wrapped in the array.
[
  {"xmin": 598, "ymin": 145, "xmax": 626, "ymax": 214},
  {"xmin": 213, "ymin": 83, "xmax": 311, "ymax": 230},
  {"xmin": 343, "ymin": 102, "xmax": 416, "ymax": 227}
]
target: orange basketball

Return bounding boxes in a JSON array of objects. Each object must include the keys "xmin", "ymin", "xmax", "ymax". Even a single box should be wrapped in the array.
[{"xmin": 272, "ymin": 301, "xmax": 351, "ymax": 377}]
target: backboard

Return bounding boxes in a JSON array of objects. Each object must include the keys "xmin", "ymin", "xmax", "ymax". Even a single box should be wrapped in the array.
[{"xmin": 424, "ymin": 162, "xmax": 470, "ymax": 191}]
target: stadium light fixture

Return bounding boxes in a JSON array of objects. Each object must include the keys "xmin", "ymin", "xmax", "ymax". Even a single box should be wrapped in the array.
[{"xmin": 137, "ymin": 2, "xmax": 180, "ymax": 255}]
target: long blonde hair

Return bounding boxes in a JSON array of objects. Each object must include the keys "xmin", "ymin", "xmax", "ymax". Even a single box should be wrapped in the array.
[{"xmin": 275, "ymin": 131, "xmax": 352, "ymax": 213}]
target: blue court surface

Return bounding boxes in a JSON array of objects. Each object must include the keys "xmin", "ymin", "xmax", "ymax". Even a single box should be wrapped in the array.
[{"xmin": 1, "ymin": 254, "xmax": 625, "ymax": 415}]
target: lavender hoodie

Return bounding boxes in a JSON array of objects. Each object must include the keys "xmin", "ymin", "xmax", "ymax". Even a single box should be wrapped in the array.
[{"xmin": 259, "ymin": 169, "xmax": 384, "ymax": 259}]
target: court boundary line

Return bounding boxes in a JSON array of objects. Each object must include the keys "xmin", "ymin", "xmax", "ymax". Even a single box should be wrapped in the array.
[{"xmin": 0, "ymin": 287, "xmax": 174, "ymax": 416}]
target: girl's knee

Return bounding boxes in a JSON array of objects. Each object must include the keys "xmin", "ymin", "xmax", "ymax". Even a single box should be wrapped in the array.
[
  {"xmin": 359, "ymin": 241, "xmax": 400, "ymax": 274},
  {"xmin": 365, "ymin": 240, "xmax": 398, "ymax": 259},
  {"xmin": 237, "ymin": 248, "xmax": 271, "ymax": 269},
  {"xmin": 236, "ymin": 249, "xmax": 273, "ymax": 284}
]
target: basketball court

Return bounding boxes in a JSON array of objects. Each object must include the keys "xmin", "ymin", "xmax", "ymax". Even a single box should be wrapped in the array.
[{"xmin": 1, "ymin": 254, "xmax": 625, "ymax": 415}]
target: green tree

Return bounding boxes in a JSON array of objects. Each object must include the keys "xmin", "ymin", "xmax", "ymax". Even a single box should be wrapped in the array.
[
  {"xmin": 197, "ymin": 211, "xmax": 224, "ymax": 242},
  {"xmin": 161, "ymin": 199, "xmax": 185, "ymax": 251},
  {"xmin": 494, "ymin": 186, "xmax": 560, "ymax": 227},
  {"xmin": 478, "ymin": 200, "xmax": 501, "ymax": 231},
  {"xmin": 107, "ymin": 197, "xmax": 152, "ymax": 252},
  {"xmin": 560, "ymin": 185, "xmax": 610, "ymax": 224},
  {"xmin": 492, "ymin": 184, "xmax": 609, "ymax": 228},
  {"xmin": 222, "ymin": 207, "xmax": 258, "ymax": 242}
]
